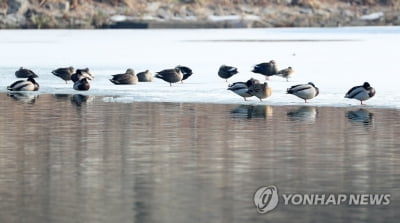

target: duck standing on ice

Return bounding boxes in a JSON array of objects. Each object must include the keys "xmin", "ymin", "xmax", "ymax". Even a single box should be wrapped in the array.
[
  {"xmin": 227, "ymin": 79, "xmax": 255, "ymax": 101},
  {"xmin": 155, "ymin": 67, "xmax": 183, "ymax": 86},
  {"xmin": 345, "ymin": 82, "xmax": 376, "ymax": 105},
  {"xmin": 287, "ymin": 82, "xmax": 319, "ymax": 103},
  {"xmin": 252, "ymin": 60, "xmax": 278, "ymax": 80},
  {"xmin": 218, "ymin": 65, "xmax": 238, "ymax": 82}
]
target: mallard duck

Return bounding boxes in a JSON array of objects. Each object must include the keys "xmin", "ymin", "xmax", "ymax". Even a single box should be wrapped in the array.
[
  {"xmin": 71, "ymin": 68, "xmax": 94, "ymax": 83},
  {"xmin": 110, "ymin": 69, "xmax": 138, "ymax": 85},
  {"xmin": 52, "ymin": 66, "xmax": 75, "ymax": 84},
  {"xmin": 287, "ymin": 82, "xmax": 319, "ymax": 103},
  {"xmin": 248, "ymin": 81, "xmax": 272, "ymax": 102},
  {"xmin": 176, "ymin": 65, "xmax": 193, "ymax": 83},
  {"xmin": 7, "ymin": 77, "xmax": 39, "ymax": 91},
  {"xmin": 345, "ymin": 82, "xmax": 376, "ymax": 105},
  {"xmin": 252, "ymin": 60, "xmax": 278, "ymax": 80},
  {"xmin": 218, "ymin": 65, "xmax": 238, "ymax": 82},
  {"xmin": 227, "ymin": 79, "xmax": 254, "ymax": 101},
  {"xmin": 137, "ymin": 70, "xmax": 153, "ymax": 82},
  {"xmin": 277, "ymin": 66, "xmax": 294, "ymax": 82},
  {"xmin": 15, "ymin": 67, "xmax": 39, "ymax": 78},
  {"xmin": 155, "ymin": 67, "xmax": 183, "ymax": 86},
  {"xmin": 73, "ymin": 77, "xmax": 90, "ymax": 91}
]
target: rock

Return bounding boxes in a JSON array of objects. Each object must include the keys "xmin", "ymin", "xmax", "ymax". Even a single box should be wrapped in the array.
[
  {"xmin": 7, "ymin": 0, "xmax": 29, "ymax": 14},
  {"xmin": 1, "ymin": 13, "xmax": 26, "ymax": 27},
  {"xmin": 157, "ymin": 8, "xmax": 171, "ymax": 20},
  {"xmin": 44, "ymin": 2, "xmax": 69, "ymax": 13},
  {"xmin": 146, "ymin": 2, "xmax": 160, "ymax": 12}
]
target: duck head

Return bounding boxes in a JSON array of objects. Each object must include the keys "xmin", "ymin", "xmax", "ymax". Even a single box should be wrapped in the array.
[
  {"xmin": 126, "ymin": 68, "xmax": 135, "ymax": 75},
  {"xmin": 363, "ymin": 82, "xmax": 371, "ymax": 89}
]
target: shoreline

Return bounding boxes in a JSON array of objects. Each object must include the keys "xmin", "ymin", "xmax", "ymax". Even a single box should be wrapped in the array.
[
  {"xmin": 3, "ymin": 92, "xmax": 397, "ymax": 110},
  {"xmin": 1, "ymin": 1, "xmax": 399, "ymax": 29}
]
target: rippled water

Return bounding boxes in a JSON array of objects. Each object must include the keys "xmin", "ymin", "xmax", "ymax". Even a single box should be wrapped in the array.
[{"xmin": 0, "ymin": 93, "xmax": 399, "ymax": 222}]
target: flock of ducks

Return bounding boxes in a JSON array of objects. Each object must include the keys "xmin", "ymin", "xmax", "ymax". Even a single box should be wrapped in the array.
[
  {"xmin": 221, "ymin": 60, "xmax": 375, "ymax": 105},
  {"xmin": 6, "ymin": 60, "xmax": 376, "ymax": 105}
]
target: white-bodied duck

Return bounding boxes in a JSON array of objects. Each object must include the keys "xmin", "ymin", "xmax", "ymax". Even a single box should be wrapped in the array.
[
  {"xmin": 7, "ymin": 77, "xmax": 39, "ymax": 91},
  {"xmin": 287, "ymin": 82, "xmax": 319, "ymax": 103},
  {"xmin": 345, "ymin": 82, "xmax": 376, "ymax": 105},
  {"xmin": 227, "ymin": 78, "xmax": 259, "ymax": 101}
]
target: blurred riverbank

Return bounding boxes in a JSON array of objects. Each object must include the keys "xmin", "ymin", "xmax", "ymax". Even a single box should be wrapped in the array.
[{"xmin": 1, "ymin": 0, "xmax": 400, "ymax": 29}]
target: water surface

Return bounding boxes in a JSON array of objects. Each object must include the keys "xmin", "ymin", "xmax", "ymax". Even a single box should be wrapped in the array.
[{"xmin": 0, "ymin": 93, "xmax": 398, "ymax": 222}]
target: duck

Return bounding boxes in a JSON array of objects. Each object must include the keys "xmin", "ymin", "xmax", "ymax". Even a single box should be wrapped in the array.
[
  {"xmin": 252, "ymin": 60, "xmax": 278, "ymax": 80},
  {"xmin": 109, "ymin": 68, "xmax": 138, "ymax": 85},
  {"xmin": 218, "ymin": 65, "xmax": 238, "ymax": 82},
  {"xmin": 227, "ymin": 79, "xmax": 255, "ymax": 101},
  {"xmin": 248, "ymin": 81, "xmax": 272, "ymax": 102},
  {"xmin": 345, "ymin": 82, "xmax": 376, "ymax": 105},
  {"xmin": 277, "ymin": 66, "xmax": 294, "ymax": 82},
  {"xmin": 287, "ymin": 82, "xmax": 319, "ymax": 103},
  {"xmin": 52, "ymin": 66, "xmax": 75, "ymax": 84},
  {"xmin": 15, "ymin": 67, "xmax": 39, "ymax": 78},
  {"xmin": 176, "ymin": 65, "xmax": 193, "ymax": 83},
  {"xmin": 71, "ymin": 68, "xmax": 94, "ymax": 83},
  {"xmin": 137, "ymin": 70, "xmax": 153, "ymax": 82},
  {"xmin": 7, "ymin": 77, "xmax": 39, "ymax": 91},
  {"xmin": 73, "ymin": 77, "xmax": 90, "ymax": 91},
  {"xmin": 155, "ymin": 67, "xmax": 183, "ymax": 86}
]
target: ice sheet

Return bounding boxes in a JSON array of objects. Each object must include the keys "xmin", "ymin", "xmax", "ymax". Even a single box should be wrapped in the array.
[{"xmin": 0, "ymin": 27, "xmax": 399, "ymax": 108}]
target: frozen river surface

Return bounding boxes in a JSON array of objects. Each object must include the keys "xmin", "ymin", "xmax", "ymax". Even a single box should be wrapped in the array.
[{"xmin": 0, "ymin": 27, "xmax": 399, "ymax": 107}]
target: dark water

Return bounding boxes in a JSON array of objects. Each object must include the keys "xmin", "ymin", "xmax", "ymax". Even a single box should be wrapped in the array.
[{"xmin": 0, "ymin": 93, "xmax": 399, "ymax": 223}]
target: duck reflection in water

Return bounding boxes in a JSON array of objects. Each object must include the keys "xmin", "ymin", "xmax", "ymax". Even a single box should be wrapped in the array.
[
  {"xmin": 346, "ymin": 108, "xmax": 374, "ymax": 126},
  {"xmin": 71, "ymin": 94, "xmax": 94, "ymax": 106},
  {"xmin": 287, "ymin": 106, "xmax": 317, "ymax": 123},
  {"xmin": 230, "ymin": 105, "xmax": 273, "ymax": 119},
  {"xmin": 53, "ymin": 94, "xmax": 71, "ymax": 100},
  {"xmin": 7, "ymin": 92, "xmax": 38, "ymax": 104}
]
